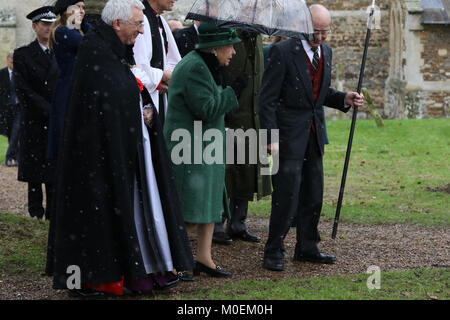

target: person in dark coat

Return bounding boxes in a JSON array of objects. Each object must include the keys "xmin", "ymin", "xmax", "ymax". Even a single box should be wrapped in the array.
[
  {"xmin": 259, "ymin": 5, "xmax": 365, "ymax": 271},
  {"xmin": 172, "ymin": 21, "xmax": 201, "ymax": 58},
  {"xmin": 213, "ymin": 30, "xmax": 272, "ymax": 245},
  {"xmin": 14, "ymin": 7, "xmax": 58, "ymax": 220},
  {"xmin": 0, "ymin": 52, "xmax": 21, "ymax": 166},
  {"xmin": 0, "ymin": 63, "xmax": 12, "ymax": 139},
  {"xmin": 47, "ymin": 0, "xmax": 91, "ymax": 159},
  {"xmin": 46, "ymin": 0, "xmax": 193, "ymax": 297}
]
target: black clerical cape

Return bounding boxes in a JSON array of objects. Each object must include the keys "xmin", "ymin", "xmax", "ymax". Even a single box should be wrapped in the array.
[{"xmin": 46, "ymin": 21, "xmax": 193, "ymax": 289}]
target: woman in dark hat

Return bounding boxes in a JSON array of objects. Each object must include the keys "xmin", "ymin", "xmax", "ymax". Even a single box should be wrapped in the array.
[
  {"xmin": 164, "ymin": 23, "xmax": 248, "ymax": 278},
  {"xmin": 47, "ymin": 1, "xmax": 90, "ymax": 160}
]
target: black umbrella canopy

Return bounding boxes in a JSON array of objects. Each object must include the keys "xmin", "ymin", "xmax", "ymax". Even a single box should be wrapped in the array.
[{"xmin": 186, "ymin": 0, "xmax": 314, "ymax": 39}]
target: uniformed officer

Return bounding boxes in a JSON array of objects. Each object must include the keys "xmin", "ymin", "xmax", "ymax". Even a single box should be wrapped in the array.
[{"xmin": 14, "ymin": 6, "xmax": 58, "ymax": 220}]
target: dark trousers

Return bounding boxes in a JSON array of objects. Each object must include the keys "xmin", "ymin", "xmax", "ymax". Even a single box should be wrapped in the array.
[
  {"xmin": 264, "ymin": 133, "xmax": 323, "ymax": 260},
  {"xmin": 6, "ymin": 107, "xmax": 21, "ymax": 161},
  {"xmin": 214, "ymin": 198, "xmax": 249, "ymax": 234},
  {"xmin": 28, "ymin": 182, "xmax": 53, "ymax": 220}
]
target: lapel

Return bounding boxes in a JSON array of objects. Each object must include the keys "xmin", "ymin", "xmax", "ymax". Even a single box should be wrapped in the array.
[
  {"xmin": 316, "ymin": 44, "xmax": 332, "ymax": 107},
  {"xmin": 291, "ymin": 40, "xmax": 314, "ymax": 106},
  {"xmin": 95, "ymin": 20, "xmax": 128, "ymax": 64},
  {"xmin": 2, "ymin": 68, "xmax": 11, "ymax": 92}
]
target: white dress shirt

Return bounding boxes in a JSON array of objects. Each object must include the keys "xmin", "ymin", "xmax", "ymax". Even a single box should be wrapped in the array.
[{"xmin": 301, "ymin": 40, "xmax": 321, "ymax": 65}]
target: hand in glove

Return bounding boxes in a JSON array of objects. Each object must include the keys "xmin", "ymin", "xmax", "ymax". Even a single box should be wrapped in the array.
[{"xmin": 230, "ymin": 72, "xmax": 249, "ymax": 99}]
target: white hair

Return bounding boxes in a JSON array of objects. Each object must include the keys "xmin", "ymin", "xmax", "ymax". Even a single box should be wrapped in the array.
[{"xmin": 101, "ymin": 0, "xmax": 145, "ymax": 26}]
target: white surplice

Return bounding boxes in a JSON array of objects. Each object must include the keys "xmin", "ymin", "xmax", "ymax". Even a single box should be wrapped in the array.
[
  {"xmin": 131, "ymin": 67, "xmax": 173, "ymax": 274},
  {"xmin": 133, "ymin": 14, "xmax": 181, "ymax": 118}
]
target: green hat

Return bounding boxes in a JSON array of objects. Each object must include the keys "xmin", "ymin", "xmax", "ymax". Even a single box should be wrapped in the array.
[{"xmin": 195, "ymin": 23, "xmax": 241, "ymax": 50}]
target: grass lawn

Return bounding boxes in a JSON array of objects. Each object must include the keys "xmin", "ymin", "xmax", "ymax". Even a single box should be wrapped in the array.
[
  {"xmin": 173, "ymin": 268, "xmax": 449, "ymax": 300},
  {"xmin": 250, "ymin": 118, "xmax": 450, "ymax": 227},
  {"xmin": 0, "ymin": 135, "xmax": 7, "ymax": 163},
  {"xmin": 0, "ymin": 213, "xmax": 49, "ymax": 275}
]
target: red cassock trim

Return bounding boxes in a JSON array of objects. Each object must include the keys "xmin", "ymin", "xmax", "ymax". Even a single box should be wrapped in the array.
[{"xmin": 83, "ymin": 276, "xmax": 125, "ymax": 295}]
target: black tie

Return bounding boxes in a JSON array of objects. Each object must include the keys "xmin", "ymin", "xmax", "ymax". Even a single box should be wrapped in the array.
[
  {"xmin": 157, "ymin": 16, "xmax": 169, "ymax": 54},
  {"xmin": 311, "ymin": 46, "xmax": 320, "ymax": 72},
  {"xmin": 9, "ymin": 72, "xmax": 17, "ymax": 105}
]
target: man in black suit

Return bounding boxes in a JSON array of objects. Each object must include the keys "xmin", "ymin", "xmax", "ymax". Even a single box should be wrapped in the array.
[
  {"xmin": 14, "ymin": 7, "xmax": 58, "ymax": 220},
  {"xmin": 172, "ymin": 21, "xmax": 201, "ymax": 58},
  {"xmin": 259, "ymin": 5, "xmax": 365, "ymax": 271},
  {"xmin": 0, "ymin": 52, "xmax": 21, "ymax": 166}
]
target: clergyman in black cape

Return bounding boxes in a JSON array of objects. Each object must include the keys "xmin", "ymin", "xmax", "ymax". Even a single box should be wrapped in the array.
[{"xmin": 45, "ymin": 0, "xmax": 193, "ymax": 296}]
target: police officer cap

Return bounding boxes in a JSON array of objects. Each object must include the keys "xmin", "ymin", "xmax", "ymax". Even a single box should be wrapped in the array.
[
  {"xmin": 26, "ymin": 6, "xmax": 57, "ymax": 23},
  {"xmin": 54, "ymin": 0, "xmax": 84, "ymax": 16}
]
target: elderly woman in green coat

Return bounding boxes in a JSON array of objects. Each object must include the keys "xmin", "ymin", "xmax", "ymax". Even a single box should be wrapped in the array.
[{"xmin": 164, "ymin": 23, "xmax": 247, "ymax": 278}]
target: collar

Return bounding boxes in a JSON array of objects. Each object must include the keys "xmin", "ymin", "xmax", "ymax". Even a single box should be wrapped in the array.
[
  {"xmin": 38, "ymin": 41, "xmax": 49, "ymax": 52},
  {"xmin": 94, "ymin": 20, "xmax": 132, "ymax": 64},
  {"xmin": 301, "ymin": 40, "xmax": 321, "ymax": 55},
  {"xmin": 8, "ymin": 67, "xmax": 12, "ymax": 74},
  {"xmin": 194, "ymin": 23, "xmax": 199, "ymax": 35}
]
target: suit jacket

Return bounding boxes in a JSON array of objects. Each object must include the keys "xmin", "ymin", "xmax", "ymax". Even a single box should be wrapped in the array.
[
  {"xmin": 0, "ymin": 67, "xmax": 13, "ymax": 136},
  {"xmin": 14, "ymin": 39, "xmax": 58, "ymax": 182},
  {"xmin": 259, "ymin": 39, "xmax": 349, "ymax": 160},
  {"xmin": 173, "ymin": 24, "xmax": 198, "ymax": 58}
]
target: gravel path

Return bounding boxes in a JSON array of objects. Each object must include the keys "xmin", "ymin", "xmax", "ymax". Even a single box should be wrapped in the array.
[{"xmin": 0, "ymin": 163, "xmax": 448, "ymax": 300}]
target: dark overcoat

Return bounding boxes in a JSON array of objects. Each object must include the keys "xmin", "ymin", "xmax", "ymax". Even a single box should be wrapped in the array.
[
  {"xmin": 47, "ymin": 22, "xmax": 91, "ymax": 159},
  {"xmin": 173, "ymin": 24, "xmax": 198, "ymax": 58},
  {"xmin": 222, "ymin": 31, "xmax": 271, "ymax": 201},
  {"xmin": 14, "ymin": 40, "xmax": 58, "ymax": 183},
  {"xmin": 0, "ymin": 67, "xmax": 13, "ymax": 137},
  {"xmin": 46, "ymin": 21, "xmax": 193, "ymax": 288}
]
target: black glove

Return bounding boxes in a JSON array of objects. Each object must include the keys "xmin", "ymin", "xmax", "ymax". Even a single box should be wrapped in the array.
[{"xmin": 230, "ymin": 72, "xmax": 249, "ymax": 99}]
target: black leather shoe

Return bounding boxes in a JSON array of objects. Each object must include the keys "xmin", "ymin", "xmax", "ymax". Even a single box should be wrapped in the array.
[
  {"xmin": 212, "ymin": 232, "xmax": 233, "ymax": 245},
  {"xmin": 293, "ymin": 252, "xmax": 336, "ymax": 264},
  {"xmin": 154, "ymin": 274, "xmax": 180, "ymax": 291},
  {"xmin": 193, "ymin": 261, "xmax": 232, "ymax": 278},
  {"xmin": 229, "ymin": 230, "xmax": 261, "ymax": 243},
  {"xmin": 263, "ymin": 258, "xmax": 284, "ymax": 271},
  {"xmin": 177, "ymin": 271, "xmax": 195, "ymax": 282},
  {"xmin": 68, "ymin": 289, "xmax": 106, "ymax": 299}
]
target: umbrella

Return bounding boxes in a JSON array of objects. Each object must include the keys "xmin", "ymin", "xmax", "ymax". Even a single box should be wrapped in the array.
[
  {"xmin": 186, "ymin": 0, "xmax": 314, "ymax": 39},
  {"xmin": 331, "ymin": 0, "xmax": 377, "ymax": 239}
]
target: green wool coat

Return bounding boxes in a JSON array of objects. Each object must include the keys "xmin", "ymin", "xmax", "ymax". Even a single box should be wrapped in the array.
[
  {"xmin": 164, "ymin": 51, "xmax": 239, "ymax": 224},
  {"xmin": 222, "ymin": 31, "xmax": 272, "ymax": 201}
]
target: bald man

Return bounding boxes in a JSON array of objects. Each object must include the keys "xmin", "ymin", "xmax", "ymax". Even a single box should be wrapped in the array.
[{"xmin": 259, "ymin": 5, "xmax": 364, "ymax": 271}]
